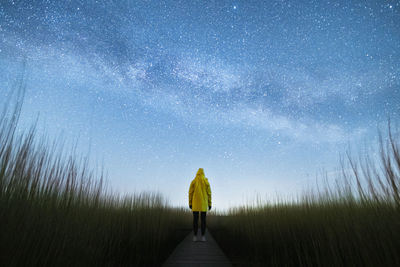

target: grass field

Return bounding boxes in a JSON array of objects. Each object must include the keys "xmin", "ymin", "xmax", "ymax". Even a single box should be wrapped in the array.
[
  {"xmin": 209, "ymin": 123, "xmax": 400, "ymax": 266},
  {"xmin": 2, "ymin": 87, "xmax": 399, "ymax": 266},
  {"xmin": 0, "ymin": 92, "xmax": 191, "ymax": 266}
]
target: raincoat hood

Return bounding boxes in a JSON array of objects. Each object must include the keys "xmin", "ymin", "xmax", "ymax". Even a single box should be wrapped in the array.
[{"xmin": 195, "ymin": 168, "xmax": 206, "ymax": 182}]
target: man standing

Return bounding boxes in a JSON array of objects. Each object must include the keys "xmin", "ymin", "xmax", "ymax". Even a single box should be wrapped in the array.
[{"xmin": 189, "ymin": 168, "xmax": 212, "ymax": 242}]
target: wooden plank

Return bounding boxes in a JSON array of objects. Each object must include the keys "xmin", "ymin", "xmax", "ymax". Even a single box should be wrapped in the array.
[{"xmin": 162, "ymin": 229, "xmax": 233, "ymax": 267}]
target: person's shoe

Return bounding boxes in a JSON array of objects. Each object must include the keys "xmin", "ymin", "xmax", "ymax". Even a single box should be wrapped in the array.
[
  {"xmin": 201, "ymin": 235, "xmax": 206, "ymax": 242},
  {"xmin": 193, "ymin": 236, "xmax": 197, "ymax": 242}
]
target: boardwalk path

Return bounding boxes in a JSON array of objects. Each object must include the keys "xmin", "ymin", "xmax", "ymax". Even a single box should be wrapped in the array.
[{"xmin": 162, "ymin": 230, "xmax": 233, "ymax": 267}]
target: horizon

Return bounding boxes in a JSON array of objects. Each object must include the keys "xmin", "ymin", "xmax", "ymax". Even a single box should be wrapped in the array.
[{"xmin": 1, "ymin": 0, "xmax": 399, "ymax": 211}]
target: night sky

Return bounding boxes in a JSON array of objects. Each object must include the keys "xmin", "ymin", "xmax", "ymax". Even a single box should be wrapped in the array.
[{"xmin": 1, "ymin": 0, "xmax": 399, "ymax": 210}]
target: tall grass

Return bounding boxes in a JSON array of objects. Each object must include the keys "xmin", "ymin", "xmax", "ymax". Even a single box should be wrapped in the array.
[
  {"xmin": 209, "ymin": 122, "xmax": 400, "ymax": 266},
  {"xmin": 0, "ymin": 89, "xmax": 191, "ymax": 266}
]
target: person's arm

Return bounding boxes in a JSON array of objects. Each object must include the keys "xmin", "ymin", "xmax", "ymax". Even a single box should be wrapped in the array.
[
  {"xmin": 188, "ymin": 180, "xmax": 195, "ymax": 208},
  {"xmin": 206, "ymin": 179, "xmax": 212, "ymax": 209}
]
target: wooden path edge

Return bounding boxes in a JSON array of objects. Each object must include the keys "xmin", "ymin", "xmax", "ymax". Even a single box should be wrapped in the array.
[{"xmin": 162, "ymin": 229, "xmax": 233, "ymax": 267}]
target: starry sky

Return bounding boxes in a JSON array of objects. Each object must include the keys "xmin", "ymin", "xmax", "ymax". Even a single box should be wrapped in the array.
[{"xmin": 0, "ymin": 0, "xmax": 399, "ymax": 210}]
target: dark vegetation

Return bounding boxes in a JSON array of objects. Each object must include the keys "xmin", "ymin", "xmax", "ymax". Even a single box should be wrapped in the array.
[
  {"xmin": 209, "ymin": 122, "xmax": 400, "ymax": 266},
  {"xmin": 2, "ymin": 82, "xmax": 400, "ymax": 267},
  {"xmin": 0, "ymin": 87, "xmax": 191, "ymax": 266}
]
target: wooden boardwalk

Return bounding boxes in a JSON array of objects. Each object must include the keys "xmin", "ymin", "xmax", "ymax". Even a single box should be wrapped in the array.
[{"xmin": 162, "ymin": 229, "xmax": 233, "ymax": 267}]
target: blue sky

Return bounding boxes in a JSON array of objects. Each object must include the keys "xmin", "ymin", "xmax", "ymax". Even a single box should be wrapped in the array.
[{"xmin": 1, "ymin": 0, "xmax": 399, "ymax": 210}]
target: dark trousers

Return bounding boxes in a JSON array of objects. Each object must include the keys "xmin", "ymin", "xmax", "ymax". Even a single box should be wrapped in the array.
[{"xmin": 193, "ymin": 211, "xmax": 206, "ymax": 236}]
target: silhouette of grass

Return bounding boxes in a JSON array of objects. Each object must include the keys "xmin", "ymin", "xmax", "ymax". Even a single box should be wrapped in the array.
[
  {"xmin": 0, "ymin": 86, "xmax": 191, "ymax": 266},
  {"xmin": 209, "ymin": 122, "xmax": 400, "ymax": 266},
  {"xmin": 3, "ymin": 79, "xmax": 399, "ymax": 266}
]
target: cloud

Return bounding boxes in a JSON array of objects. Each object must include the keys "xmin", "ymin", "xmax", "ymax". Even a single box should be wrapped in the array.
[
  {"xmin": 1, "ymin": 33, "xmax": 380, "ymax": 145},
  {"xmin": 219, "ymin": 106, "xmax": 367, "ymax": 144},
  {"xmin": 52, "ymin": 49, "xmax": 373, "ymax": 144},
  {"xmin": 173, "ymin": 56, "xmax": 245, "ymax": 93}
]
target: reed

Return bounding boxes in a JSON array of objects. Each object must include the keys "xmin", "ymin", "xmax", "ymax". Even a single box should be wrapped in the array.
[
  {"xmin": 0, "ymin": 88, "xmax": 191, "ymax": 266},
  {"xmin": 209, "ymin": 122, "xmax": 400, "ymax": 266}
]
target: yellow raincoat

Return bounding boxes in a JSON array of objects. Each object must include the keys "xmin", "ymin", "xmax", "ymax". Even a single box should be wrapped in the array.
[{"xmin": 189, "ymin": 168, "xmax": 212, "ymax": 212}]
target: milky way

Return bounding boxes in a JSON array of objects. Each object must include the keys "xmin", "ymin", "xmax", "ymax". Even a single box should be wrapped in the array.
[{"xmin": 1, "ymin": 0, "xmax": 399, "ymax": 209}]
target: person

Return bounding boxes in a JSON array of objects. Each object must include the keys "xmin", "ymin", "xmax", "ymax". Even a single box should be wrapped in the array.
[{"xmin": 188, "ymin": 168, "xmax": 212, "ymax": 242}]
